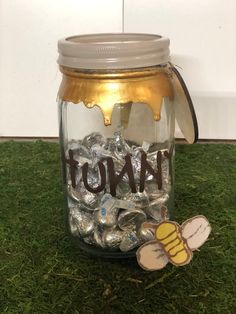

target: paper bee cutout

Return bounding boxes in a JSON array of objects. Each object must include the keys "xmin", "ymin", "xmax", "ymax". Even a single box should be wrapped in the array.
[{"xmin": 136, "ymin": 215, "xmax": 211, "ymax": 271}]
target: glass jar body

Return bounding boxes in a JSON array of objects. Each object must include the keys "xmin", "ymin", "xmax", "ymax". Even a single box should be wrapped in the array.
[{"xmin": 58, "ymin": 68, "xmax": 175, "ymax": 258}]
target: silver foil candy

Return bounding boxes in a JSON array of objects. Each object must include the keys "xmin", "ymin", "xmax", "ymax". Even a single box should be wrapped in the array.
[
  {"xmin": 66, "ymin": 131, "xmax": 173, "ymax": 253},
  {"xmin": 118, "ymin": 208, "xmax": 146, "ymax": 231},
  {"xmin": 68, "ymin": 213, "xmax": 79, "ymax": 237},
  {"xmin": 68, "ymin": 165, "xmax": 103, "ymax": 209},
  {"xmin": 115, "ymin": 181, "xmax": 132, "ymax": 198},
  {"xmin": 93, "ymin": 226, "xmax": 106, "ymax": 248},
  {"xmin": 145, "ymin": 181, "xmax": 170, "ymax": 201},
  {"xmin": 90, "ymin": 143, "xmax": 113, "ymax": 161},
  {"xmin": 148, "ymin": 191, "xmax": 169, "ymax": 206},
  {"xmin": 82, "ymin": 132, "xmax": 106, "ymax": 149},
  {"xmin": 113, "ymin": 160, "xmax": 130, "ymax": 183},
  {"xmin": 67, "ymin": 142, "xmax": 91, "ymax": 166},
  {"xmin": 124, "ymin": 190, "xmax": 150, "ymax": 209},
  {"xmin": 141, "ymin": 141, "xmax": 151, "ymax": 152},
  {"xmin": 69, "ymin": 207, "xmax": 94, "ymax": 237},
  {"xmin": 145, "ymin": 203, "xmax": 169, "ymax": 221},
  {"xmin": 138, "ymin": 224, "xmax": 155, "ymax": 242},
  {"xmin": 102, "ymin": 228, "xmax": 123, "ymax": 249},
  {"xmin": 113, "ymin": 131, "xmax": 132, "ymax": 159},
  {"xmin": 115, "ymin": 199, "xmax": 136, "ymax": 210},
  {"xmin": 131, "ymin": 148, "xmax": 154, "ymax": 182},
  {"xmin": 95, "ymin": 194, "xmax": 119, "ymax": 225},
  {"xmin": 131, "ymin": 151, "xmax": 142, "ymax": 181},
  {"xmin": 112, "ymin": 152, "xmax": 142, "ymax": 183},
  {"xmin": 103, "ymin": 137, "xmax": 117, "ymax": 153},
  {"xmin": 161, "ymin": 159, "xmax": 171, "ymax": 191},
  {"xmin": 147, "ymin": 150, "xmax": 170, "ymax": 183},
  {"xmin": 119, "ymin": 230, "xmax": 140, "ymax": 252},
  {"xmin": 100, "ymin": 193, "xmax": 112, "ymax": 204},
  {"xmin": 94, "ymin": 197, "xmax": 119, "ymax": 227},
  {"xmin": 147, "ymin": 148, "xmax": 168, "ymax": 164},
  {"xmin": 83, "ymin": 235, "xmax": 96, "ymax": 245},
  {"xmin": 84, "ymin": 167, "xmax": 103, "ymax": 189},
  {"xmin": 66, "ymin": 161, "xmax": 81, "ymax": 188},
  {"xmin": 113, "ymin": 130, "xmax": 128, "ymax": 151},
  {"xmin": 94, "ymin": 197, "xmax": 137, "ymax": 228},
  {"xmin": 67, "ymin": 183, "xmax": 98, "ymax": 209},
  {"xmin": 67, "ymin": 192, "xmax": 97, "ymax": 213}
]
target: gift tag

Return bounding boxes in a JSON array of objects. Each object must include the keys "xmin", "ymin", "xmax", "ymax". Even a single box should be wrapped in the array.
[{"xmin": 171, "ymin": 66, "xmax": 198, "ymax": 144}]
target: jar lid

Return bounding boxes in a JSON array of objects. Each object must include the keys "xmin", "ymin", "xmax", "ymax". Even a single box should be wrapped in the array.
[{"xmin": 57, "ymin": 33, "xmax": 170, "ymax": 70}]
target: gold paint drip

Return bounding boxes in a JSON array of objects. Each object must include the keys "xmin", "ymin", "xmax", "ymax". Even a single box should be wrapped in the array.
[{"xmin": 58, "ymin": 66, "xmax": 174, "ymax": 126}]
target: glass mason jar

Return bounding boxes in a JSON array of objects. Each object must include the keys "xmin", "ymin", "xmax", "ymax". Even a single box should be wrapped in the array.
[{"xmin": 57, "ymin": 34, "xmax": 198, "ymax": 258}]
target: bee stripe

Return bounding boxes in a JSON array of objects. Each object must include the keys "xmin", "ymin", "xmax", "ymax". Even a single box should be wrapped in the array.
[
  {"xmin": 165, "ymin": 237, "xmax": 181, "ymax": 252},
  {"xmin": 164, "ymin": 235, "xmax": 179, "ymax": 245},
  {"xmin": 170, "ymin": 247, "xmax": 186, "ymax": 258},
  {"xmin": 155, "ymin": 221, "xmax": 192, "ymax": 266},
  {"xmin": 161, "ymin": 233, "xmax": 178, "ymax": 245},
  {"xmin": 168, "ymin": 241, "xmax": 185, "ymax": 256},
  {"xmin": 156, "ymin": 229, "xmax": 177, "ymax": 242}
]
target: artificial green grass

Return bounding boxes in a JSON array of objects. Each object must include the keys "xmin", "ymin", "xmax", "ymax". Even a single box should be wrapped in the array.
[{"xmin": 0, "ymin": 141, "xmax": 235, "ymax": 314}]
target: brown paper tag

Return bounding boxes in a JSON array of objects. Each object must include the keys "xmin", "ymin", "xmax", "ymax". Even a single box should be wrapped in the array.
[{"xmin": 171, "ymin": 66, "xmax": 198, "ymax": 144}]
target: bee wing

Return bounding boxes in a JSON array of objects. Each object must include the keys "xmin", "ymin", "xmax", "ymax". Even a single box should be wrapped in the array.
[
  {"xmin": 181, "ymin": 215, "xmax": 211, "ymax": 251},
  {"xmin": 136, "ymin": 240, "xmax": 169, "ymax": 271}
]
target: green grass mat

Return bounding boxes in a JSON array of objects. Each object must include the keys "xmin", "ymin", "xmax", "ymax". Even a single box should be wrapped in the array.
[{"xmin": 0, "ymin": 141, "xmax": 235, "ymax": 313}]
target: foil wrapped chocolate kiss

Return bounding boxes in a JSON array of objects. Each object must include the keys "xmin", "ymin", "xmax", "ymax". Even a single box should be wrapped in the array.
[
  {"xmin": 118, "ymin": 208, "xmax": 146, "ymax": 231},
  {"xmin": 66, "ymin": 131, "xmax": 172, "ymax": 252},
  {"xmin": 69, "ymin": 207, "xmax": 94, "ymax": 238},
  {"xmin": 94, "ymin": 194, "xmax": 119, "ymax": 227}
]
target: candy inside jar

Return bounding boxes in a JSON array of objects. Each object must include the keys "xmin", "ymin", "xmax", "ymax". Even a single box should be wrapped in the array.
[{"xmin": 65, "ymin": 130, "xmax": 173, "ymax": 255}]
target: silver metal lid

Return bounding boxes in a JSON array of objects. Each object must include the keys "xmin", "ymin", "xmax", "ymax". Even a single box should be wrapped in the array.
[{"xmin": 57, "ymin": 33, "xmax": 170, "ymax": 70}]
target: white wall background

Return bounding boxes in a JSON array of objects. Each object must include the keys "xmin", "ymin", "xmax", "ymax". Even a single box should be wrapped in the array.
[
  {"xmin": 0, "ymin": 0, "xmax": 122, "ymax": 137},
  {"xmin": 124, "ymin": 0, "xmax": 236, "ymax": 140},
  {"xmin": 0, "ymin": 0, "xmax": 235, "ymax": 139}
]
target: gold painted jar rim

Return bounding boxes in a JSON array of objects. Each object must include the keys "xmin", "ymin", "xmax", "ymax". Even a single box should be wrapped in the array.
[
  {"xmin": 58, "ymin": 64, "xmax": 174, "ymax": 126},
  {"xmin": 59, "ymin": 64, "xmax": 170, "ymax": 79}
]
